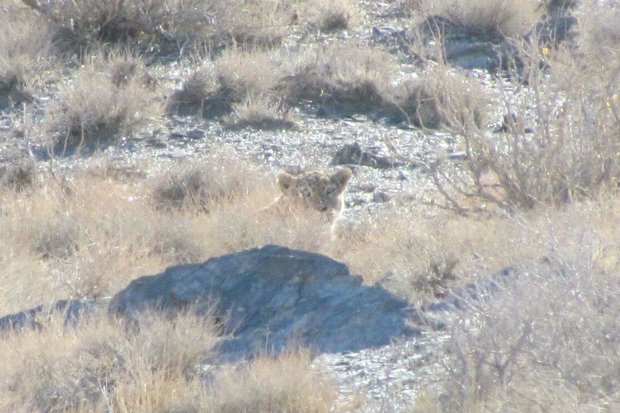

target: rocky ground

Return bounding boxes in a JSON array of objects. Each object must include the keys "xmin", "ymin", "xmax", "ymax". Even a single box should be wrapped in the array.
[{"xmin": 0, "ymin": 0, "xmax": 590, "ymax": 411}]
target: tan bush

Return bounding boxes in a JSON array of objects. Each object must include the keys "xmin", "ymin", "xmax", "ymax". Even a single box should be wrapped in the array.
[
  {"xmin": 425, "ymin": 36, "xmax": 620, "ymax": 212},
  {"xmin": 45, "ymin": 51, "xmax": 161, "ymax": 153},
  {"xmin": 284, "ymin": 44, "xmax": 396, "ymax": 113},
  {"xmin": 307, "ymin": 0, "xmax": 357, "ymax": 32},
  {"xmin": 212, "ymin": 0, "xmax": 293, "ymax": 47},
  {"xmin": 169, "ymin": 49, "xmax": 286, "ymax": 118},
  {"xmin": 388, "ymin": 67, "xmax": 489, "ymax": 129},
  {"xmin": 20, "ymin": 0, "xmax": 216, "ymax": 50},
  {"xmin": 207, "ymin": 350, "xmax": 337, "ymax": 413},
  {"xmin": 426, "ymin": 262, "xmax": 620, "ymax": 411},
  {"xmin": 0, "ymin": 4, "xmax": 54, "ymax": 107},
  {"xmin": 167, "ymin": 64, "xmax": 222, "ymax": 115},
  {"xmin": 152, "ymin": 158, "xmax": 268, "ymax": 211},
  {"xmin": 225, "ymin": 93, "xmax": 295, "ymax": 129},
  {"xmin": 419, "ymin": 0, "xmax": 540, "ymax": 39},
  {"xmin": 0, "ymin": 308, "xmax": 221, "ymax": 412}
]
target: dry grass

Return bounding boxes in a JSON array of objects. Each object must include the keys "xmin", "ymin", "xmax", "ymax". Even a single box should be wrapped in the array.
[
  {"xmin": 0, "ymin": 160, "xmax": 36, "ymax": 191},
  {"xmin": 225, "ymin": 93, "xmax": 295, "ymax": 129},
  {"xmin": 418, "ymin": 0, "xmax": 541, "ymax": 40},
  {"xmin": 410, "ymin": 198, "xmax": 620, "ymax": 410},
  {"xmin": 0, "ymin": 4, "xmax": 54, "ymax": 107},
  {"xmin": 18, "ymin": 0, "xmax": 293, "ymax": 53},
  {"xmin": 211, "ymin": 0, "xmax": 293, "ymax": 47},
  {"xmin": 306, "ymin": 0, "xmax": 357, "ymax": 32},
  {"xmin": 285, "ymin": 44, "xmax": 396, "ymax": 114},
  {"xmin": 169, "ymin": 49, "xmax": 287, "ymax": 120},
  {"xmin": 388, "ymin": 67, "xmax": 489, "ymax": 129},
  {"xmin": 44, "ymin": 50, "xmax": 161, "ymax": 153},
  {"xmin": 207, "ymin": 350, "xmax": 337, "ymax": 413},
  {"xmin": 420, "ymin": 258, "xmax": 620, "ymax": 411},
  {"xmin": 20, "ymin": 0, "xmax": 216, "ymax": 51},
  {"xmin": 152, "ymin": 157, "xmax": 270, "ymax": 211},
  {"xmin": 425, "ymin": 33, "xmax": 620, "ymax": 212},
  {"xmin": 0, "ymin": 308, "xmax": 221, "ymax": 412}
]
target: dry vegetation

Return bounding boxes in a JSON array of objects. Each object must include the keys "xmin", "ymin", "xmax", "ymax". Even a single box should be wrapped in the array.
[
  {"xmin": 2, "ymin": 0, "xmax": 620, "ymax": 411},
  {"xmin": 45, "ymin": 50, "xmax": 161, "ymax": 153},
  {"xmin": 0, "ymin": 4, "xmax": 55, "ymax": 108},
  {"xmin": 416, "ymin": 0, "xmax": 541, "ymax": 39}
]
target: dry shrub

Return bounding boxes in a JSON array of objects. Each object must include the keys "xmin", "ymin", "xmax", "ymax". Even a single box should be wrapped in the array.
[
  {"xmin": 45, "ymin": 50, "xmax": 161, "ymax": 153},
  {"xmin": 306, "ymin": 0, "xmax": 357, "ymax": 32},
  {"xmin": 225, "ymin": 93, "xmax": 295, "ymax": 129},
  {"xmin": 0, "ymin": 308, "xmax": 221, "ymax": 412},
  {"xmin": 0, "ymin": 171, "xmax": 166, "ymax": 310},
  {"xmin": 20, "ymin": 0, "xmax": 217, "ymax": 51},
  {"xmin": 0, "ymin": 4, "xmax": 54, "ymax": 107},
  {"xmin": 388, "ymin": 67, "xmax": 489, "ymax": 129},
  {"xmin": 336, "ymin": 208, "xmax": 540, "ymax": 304},
  {"xmin": 0, "ymin": 160, "xmax": 36, "ymax": 191},
  {"xmin": 0, "ymin": 159, "xmax": 339, "ymax": 313},
  {"xmin": 212, "ymin": 0, "xmax": 293, "ymax": 47},
  {"xmin": 577, "ymin": 3, "xmax": 620, "ymax": 60},
  {"xmin": 285, "ymin": 44, "xmax": 396, "ymax": 113},
  {"xmin": 169, "ymin": 49, "xmax": 286, "ymax": 119},
  {"xmin": 167, "ymin": 65, "xmax": 222, "ymax": 115},
  {"xmin": 426, "ymin": 261, "xmax": 620, "ymax": 411},
  {"xmin": 426, "ymin": 35, "xmax": 620, "ymax": 212},
  {"xmin": 208, "ymin": 350, "xmax": 337, "ymax": 413},
  {"xmin": 152, "ymin": 158, "xmax": 268, "ymax": 211},
  {"xmin": 412, "ymin": 198, "xmax": 620, "ymax": 410},
  {"xmin": 215, "ymin": 48, "xmax": 286, "ymax": 102},
  {"xmin": 419, "ymin": 0, "xmax": 540, "ymax": 39}
]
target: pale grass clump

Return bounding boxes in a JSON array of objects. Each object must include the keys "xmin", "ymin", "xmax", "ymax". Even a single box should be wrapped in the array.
[
  {"xmin": 389, "ymin": 67, "xmax": 489, "ymax": 129},
  {"xmin": 0, "ymin": 172, "xmax": 168, "ymax": 311},
  {"xmin": 419, "ymin": 262, "xmax": 620, "ymax": 411},
  {"xmin": 169, "ymin": 49, "xmax": 287, "ymax": 120},
  {"xmin": 215, "ymin": 48, "xmax": 286, "ymax": 102},
  {"xmin": 306, "ymin": 0, "xmax": 357, "ymax": 32},
  {"xmin": 152, "ymin": 158, "xmax": 270, "ymax": 211},
  {"xmin": 426, "ymin": 38, "xmax": 620, "ymax": 212},
  {"xmin": 0, "ymin": 4, "xmax": 54, "ymax": 107},
  {"xmin": 212, "ymin": 0, "xmax": 294, "ymax": 47},
  {"xmin": 20, "ymin": 0, "xmax": 216, "ymax": 50},
  {"xmin": 207, "ymin": 350, "xmax": 337, "ymax": 413},
  {"xmin": 336, "ymin": 208, "xmax": 542, "ymax": 303},
  {"xmin": 0, "ymin": 308, "xmax": 221, "ymax": 412},
  {"xmin": 226, "ymin": 93, "xmax": 295, "ymax": 129},
  {"xmin": 45, "ymin": 51, "xmax": 161, "ymax": 153},
  {"xmin": 419, "ymin": 0, "xmax": 541, "ymax": 39},
  {"xmin": 285, "ymin": 44, "xmax": 397, "ymax": 113}
]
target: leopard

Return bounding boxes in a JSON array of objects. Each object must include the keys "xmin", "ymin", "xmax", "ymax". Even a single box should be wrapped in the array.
[{"xmin": 268, "ymin": 167, "xmax": 352, "ymax": 232}]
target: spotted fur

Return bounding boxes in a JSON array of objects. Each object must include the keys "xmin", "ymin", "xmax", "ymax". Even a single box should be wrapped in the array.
[{"xmin": 273, "ymin": 167, "xmax": 352, "ymax": 230}]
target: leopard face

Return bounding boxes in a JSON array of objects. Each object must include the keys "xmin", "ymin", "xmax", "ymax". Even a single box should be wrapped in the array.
[{"xmin": 276, "ymin": 168, "xmax": 352, "ymax": 216}]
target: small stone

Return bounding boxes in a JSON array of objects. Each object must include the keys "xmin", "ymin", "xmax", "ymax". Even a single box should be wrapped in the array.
[{"xmin": 373, "ymin": 191, "xmax": 391, "ymax": 203}]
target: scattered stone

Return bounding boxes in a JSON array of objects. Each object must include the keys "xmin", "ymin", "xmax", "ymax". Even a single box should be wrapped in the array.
[
  {"xmin": 358, "ymin": 183, "xmax": 377, "ymax": 193},
  {"xmin": 187, "ymin": 128, "xmax": 206, "ymax": 139},
  {"xmin": 332, "ymin": 142, "xmax": 397, "ymax": 169},
  {"xmin": 373, "ymin": 191, "xmax": 391, "ymax": 203}
]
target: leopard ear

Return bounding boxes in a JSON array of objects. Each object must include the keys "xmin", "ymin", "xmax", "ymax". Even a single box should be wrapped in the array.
[
  {"xmin": 332, "ymin": 167, "xmax": 352, "ymax": 186},
  {"xmin": 277, "ymin": 172, "xmax": 297, "ymax": 191}
]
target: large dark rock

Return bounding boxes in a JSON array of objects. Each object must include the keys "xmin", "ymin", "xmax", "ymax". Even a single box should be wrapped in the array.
[
  {"xmin": 0, "ymin": 299, "xmax": 103, "ymax": 332},
  {"xmin": 110, "ymin": 245, "xmax": 419, "ymax": 359}
]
